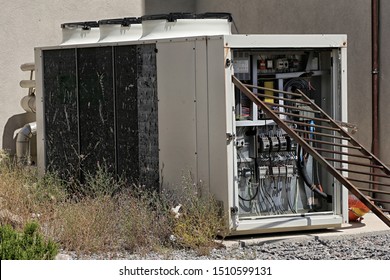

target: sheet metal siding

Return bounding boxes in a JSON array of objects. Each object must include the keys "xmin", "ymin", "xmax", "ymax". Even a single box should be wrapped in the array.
[
  {"xmin": 137, "ymin": 45, "xmax": 159, "ymax": 188},
  {"xmin": 42, "ymin": 44, "xmax": 159, "ymax": 189},
  {"xmin": 78, "ymin": 47, "xmax": 116, "ymax": 175},
  {"xmin": 115, "ymin": 45, "xmax": 139, "ymax": 180},
  {"xmin": 43, "ymin": 49, "xmax": 79, "ymax": 177}
]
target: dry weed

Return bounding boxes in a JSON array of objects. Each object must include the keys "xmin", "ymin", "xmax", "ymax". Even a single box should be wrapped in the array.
[
  {"xmin": 50, "ymin": 196, "xmax": 121, "ymax": 253},
  {"xmin": 0, "ymin": 150, "xmax": 226, "ymax": 256}
]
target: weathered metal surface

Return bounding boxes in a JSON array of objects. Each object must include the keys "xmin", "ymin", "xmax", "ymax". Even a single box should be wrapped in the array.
[
  {"xmin": 42, "ymin": 44, "xmax": 159, "ymax": 189},
  {"xmin": 43, "ymin": 49, "xmax": 79, "ymax": 177}
]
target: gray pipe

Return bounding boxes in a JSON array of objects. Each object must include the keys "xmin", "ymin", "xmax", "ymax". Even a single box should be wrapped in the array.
[
  {"xmin": 16, "ymin": 122, "xmax": 37, "ymax": 165},
  {"xmin": 20, "ymin": 95, "xmax": 36, "ymax": 113}
]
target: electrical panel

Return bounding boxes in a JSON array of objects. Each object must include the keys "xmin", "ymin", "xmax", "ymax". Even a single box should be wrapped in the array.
[{"xmin": 232, "ymin": 49, "xmax": 339, "ymax": 221}]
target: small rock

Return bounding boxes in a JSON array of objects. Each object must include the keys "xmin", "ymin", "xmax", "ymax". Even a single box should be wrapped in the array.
[{"xmin": 55, "ymin": 253, "xmax": 73, "ymax": 260}]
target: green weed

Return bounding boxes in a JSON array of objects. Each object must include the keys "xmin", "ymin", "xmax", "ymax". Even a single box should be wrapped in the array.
[{"xmin": 0, "ymin": 221, "xmax": 58, "ymax": 260}]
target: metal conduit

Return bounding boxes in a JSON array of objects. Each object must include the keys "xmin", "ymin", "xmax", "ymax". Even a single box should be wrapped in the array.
[{"xmin": 372, "ymin": 0, "xmax": 380, "ymax": 193}]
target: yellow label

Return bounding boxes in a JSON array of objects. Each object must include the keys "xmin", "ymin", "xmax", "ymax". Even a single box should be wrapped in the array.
[{"xmin": 264, "ymin": 81, "xmax": 274, "ymax": 103}]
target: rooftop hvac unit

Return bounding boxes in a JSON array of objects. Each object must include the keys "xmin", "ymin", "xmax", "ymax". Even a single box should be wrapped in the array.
[{"xmin": 35, "ymin": 13, "xmax": 352, "ymax": 235}]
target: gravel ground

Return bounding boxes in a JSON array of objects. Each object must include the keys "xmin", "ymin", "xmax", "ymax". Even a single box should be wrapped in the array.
[{"xmin": 57, "ymin": 230, "xmax": 390, "ymax": 260}]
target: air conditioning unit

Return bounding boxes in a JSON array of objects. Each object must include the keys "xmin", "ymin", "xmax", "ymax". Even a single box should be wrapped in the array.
[{"xmin": 35, "ymin": 13, "xmax": 349, "ymax": 235}]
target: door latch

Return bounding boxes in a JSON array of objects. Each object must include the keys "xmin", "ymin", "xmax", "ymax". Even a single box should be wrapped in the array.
[{"xmin": 226, "ymin": 132, "xmax": 236, "ymax": 144}]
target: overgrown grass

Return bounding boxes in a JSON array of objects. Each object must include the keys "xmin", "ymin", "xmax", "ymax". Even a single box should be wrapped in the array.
[
  {"xmin": 169, "ymin": 175, "xmax": 226, "ymax": 254},
  {"xmin": 0, "ymin": 150, "xmax": 225, "ymax": 258}
]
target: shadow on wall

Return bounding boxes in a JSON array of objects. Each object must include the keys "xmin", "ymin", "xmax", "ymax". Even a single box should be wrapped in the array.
[
  {"xmin": 2, "ymin": 112, "xmax": 36, "ymax": 156},
  {"xmin": 145, "ymin": 0, "xmax": 196, "ymax": 14}
]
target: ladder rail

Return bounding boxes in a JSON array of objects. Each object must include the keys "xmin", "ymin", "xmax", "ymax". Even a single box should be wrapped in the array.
[
  {"xmin": 274, "ymin": 111, "xmax": 331, "ymax": 123},
  {"xmin": 337, "ymin": 168, "xmax": 390, "ymax": 179},
  {"xmin": 284, "ymin": 119, "xmax": 340, "ymax": 131},
  {"xmin": 254, "ymin": 92, "xmax": 312, "ymax": 105},
  {"xmin": 294, "ymin": 129, "xmax": 351, "ymax": 140},
  {"xmin": 315, "ymin": 148, "xmax": 372, "ymax": 159},
  {"xmin": 303, "ymin": 138, "xmax": 361, "ymax": 150}
]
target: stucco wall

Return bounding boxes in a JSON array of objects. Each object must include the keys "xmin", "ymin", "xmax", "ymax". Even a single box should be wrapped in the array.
[
  {"xmin": 1, "ymin": 0, "xmax": 386, "ymax": 165},
  {"xmin": 0, "ymin": 0, "xmax": 144, "ymax": 154},
  {"xmin": 196, "ymin": 0, "xmax": 373, "ymax": 150},
  {"xmin": 145, "ymin": 0, "xmax": 195, "ymax": 14}
]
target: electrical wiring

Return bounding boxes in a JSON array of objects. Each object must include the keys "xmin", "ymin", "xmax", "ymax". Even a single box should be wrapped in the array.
[
  {"xmin": 285, "ymin": 175, "xmax": 297, "ymax": 213},
  {"xmin": 297, "ymin": 144, "xmax": 332, "ymax": 203},
  {"xmin": 237, "ymin": 153, "xmax": 259, "ymax": 202},
  {"xmin": 283, "ymin": 78, "xmax": 310, "ymax": 102},
  {"xmin": 271, "ymin": 175, "xmax": 284, "ymax": 214},
  {"xmin": 239, "ymin": 199, "xmax": 252, "ymax": 213},
  {"xmin": 237, "ymin": 124, "xmax": 320, "ymax": 216},
  {"xmin": 263, "ymin": 178, "xmax": 281, "ymax": 215},
  {"xmin": 238, "ymin": 183, "xmax": 259, "ymax": 201},
  {"xmin": 258, "ymin": 178, "xmax": 270, "ymax": 214}
]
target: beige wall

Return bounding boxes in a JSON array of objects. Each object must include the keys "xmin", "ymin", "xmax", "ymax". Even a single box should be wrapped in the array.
[
  {"xmin": 145, "ymin": 0, "xmax": 195, "ymax": 14},
  {"xmin": 2, "ymin": 0, "xmax": 387, "ymax": 165},
  {"xmin": 0, "ymin": 0, "xmax": 144, "ymax": 154},
  {"xmin": 196, "ymin": 0, "xmax": 373, "ymax": 150}
]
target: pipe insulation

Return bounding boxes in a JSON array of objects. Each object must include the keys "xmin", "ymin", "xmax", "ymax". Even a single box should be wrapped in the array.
[
  {"xmin": 20, "ymin": 63, "xmax": 35, "ymax": 72},
  {"xmin": 16, "ymin": 122, "xmax": 37, "ymax": 165},
  {"xmin": 19, "ymin": 80, "xmax": 36, "ymax": 89},
  {"xmin": 20, "ymin": 95, "xmax": 36, "ymax": 113}
]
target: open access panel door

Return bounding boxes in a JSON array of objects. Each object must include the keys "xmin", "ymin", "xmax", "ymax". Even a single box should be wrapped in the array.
[{"xmin": 221, "ymin": 35, "xmax": 349, "ymax": 234}]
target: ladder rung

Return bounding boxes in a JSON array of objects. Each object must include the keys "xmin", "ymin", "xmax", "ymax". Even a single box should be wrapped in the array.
[
  {"xmin": 303, "ymin": 138, "xmax": 361, "ymax": 149},
  {"xmin": 263, "ymin": 102, "xmax": 321, "ymax": 114},
  {"xmin": 359, "ymin": 188, "xmax": 390, "ymax": 195},
  {"xmin": 284, "ymin": 120, "xmax": 340, "ymax": 132},
  {"xmin": 243, "ymin": 83, "xmax": 303, "ymax": 97},
  {"xmin": 274, "ymin": 111, "xmax": 331, "ymax": 123},
  {"xmin": 347, "ymin": 178, "xmax": 390, "ymax": 187},
  {"xmin": 295, "ymin": 129, "xmax": 350, "ymax": 140},
  {"xmin": 316, "ymin": 148, "xmax": 372, "ymax": 159},
  {"xmin": 255, "ymin": 93, "xmax": 312, "ymax": 105},
  {"xmin": 370, "ymin": 198, "xmax": 390, "ymax": 204},
  {"xmin": 325, "ymin": 158, "xmax": 383, "ymax": 169},
  {"xmin": 337, "ymin": 168, "xmax": 390, "ymax": 179}
]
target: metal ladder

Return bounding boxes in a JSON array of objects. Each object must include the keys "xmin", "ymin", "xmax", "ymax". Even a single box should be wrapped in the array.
[{"xmin": 232, "ymin": 75, "xmax": 390, "ymax": 227}]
